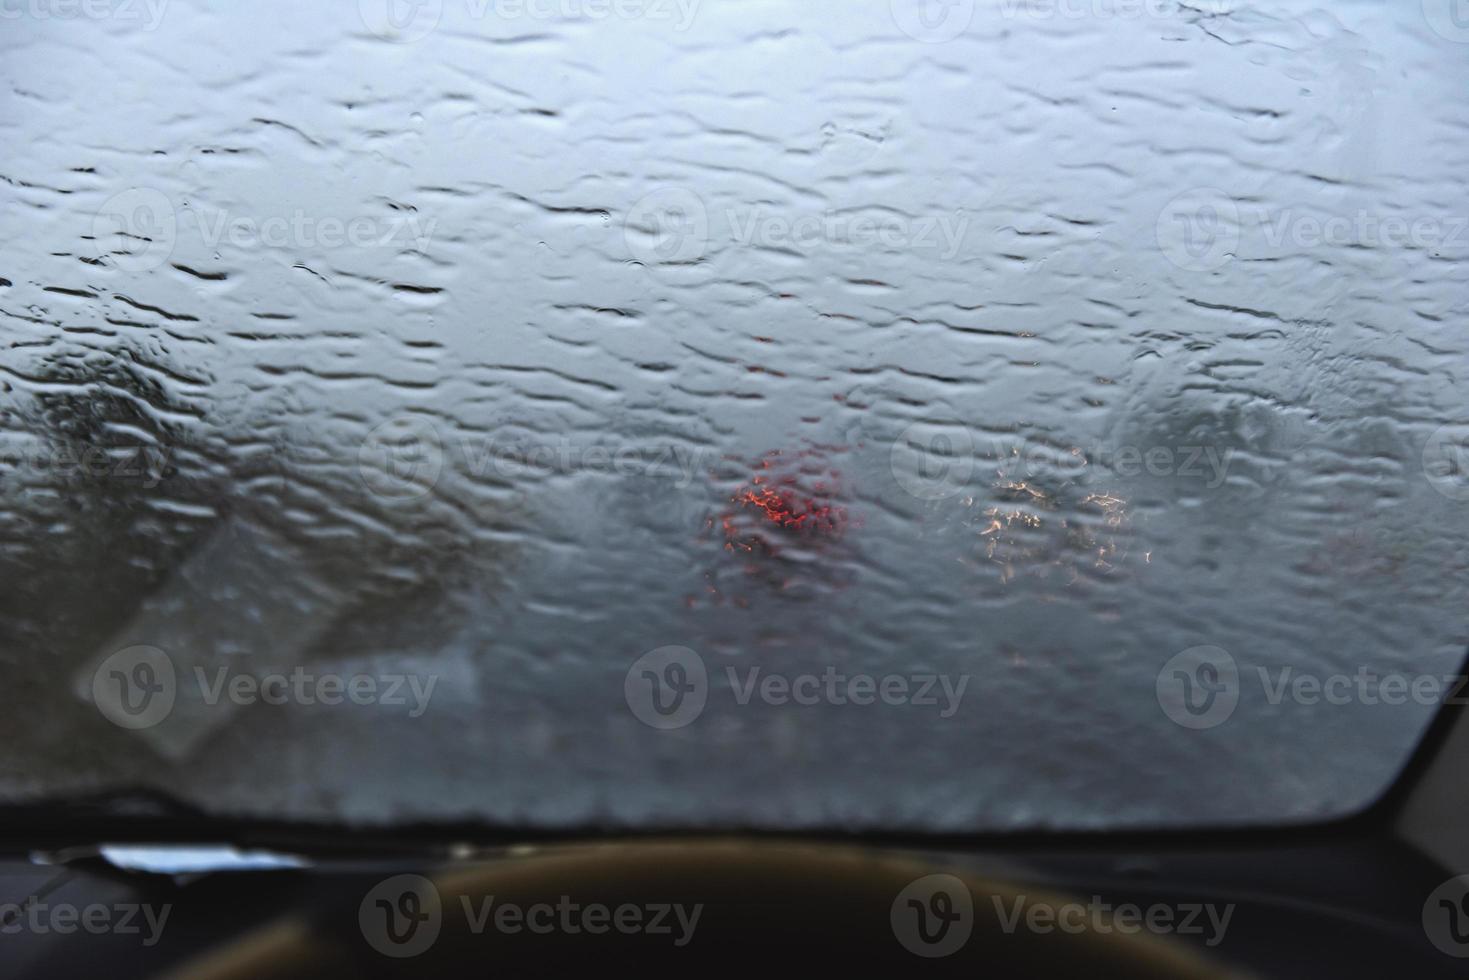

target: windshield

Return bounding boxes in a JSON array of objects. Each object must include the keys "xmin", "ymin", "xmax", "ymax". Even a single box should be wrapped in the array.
[{"xmin": 1, "ymin": 0, "xmax": 1466, "ymax": 832}]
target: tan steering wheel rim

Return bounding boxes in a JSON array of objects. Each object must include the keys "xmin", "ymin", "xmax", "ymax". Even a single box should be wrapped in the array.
[{"xmin": 164, "ymin": 838, "xmax": 1242, "ymax": 979}]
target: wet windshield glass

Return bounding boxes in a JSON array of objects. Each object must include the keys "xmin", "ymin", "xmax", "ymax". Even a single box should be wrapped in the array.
[{"xmin": 1, "ymin": 0, "xmax": 1465, "ymax": 830}]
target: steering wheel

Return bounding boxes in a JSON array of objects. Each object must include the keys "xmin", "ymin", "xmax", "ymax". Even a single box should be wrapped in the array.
[{"xmin": 163, "ymin": 839, "xmax": 1238, "ymax": 978}]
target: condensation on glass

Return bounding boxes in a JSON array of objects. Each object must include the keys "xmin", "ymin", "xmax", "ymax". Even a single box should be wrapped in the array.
[{"xmin": 0, "ymin": 1, "xmax": 1465, "ymax": 830}]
